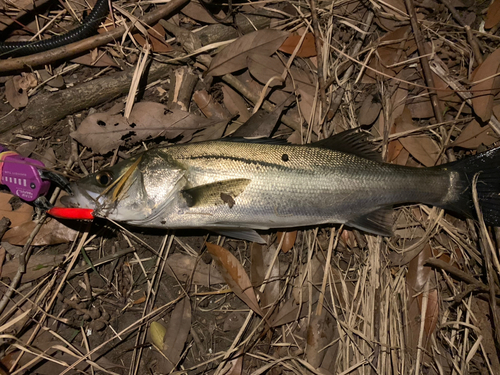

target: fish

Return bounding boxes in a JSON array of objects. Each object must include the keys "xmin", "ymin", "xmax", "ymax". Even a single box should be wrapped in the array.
[{"xmin": 60, "ymin": 130, "xmax": 500, "ymax": 243}]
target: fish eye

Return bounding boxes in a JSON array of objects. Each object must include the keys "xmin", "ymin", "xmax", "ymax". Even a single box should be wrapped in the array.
[{"xmin": 95, "ymin": 171, "xmax": 113, "ymax": 187}]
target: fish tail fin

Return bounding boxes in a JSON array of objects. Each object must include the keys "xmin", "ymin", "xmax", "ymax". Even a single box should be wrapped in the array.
[{"xmin": 438, "ymin": 146, "xmax": 500, "ymax": 226}]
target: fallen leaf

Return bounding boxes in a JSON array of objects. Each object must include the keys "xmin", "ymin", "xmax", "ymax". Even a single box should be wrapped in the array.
[
  {"xmin": 358, "ymin": 94, "xmax": 382, "ymax": 126},
  {"xmin": 394, "ymin": 107, "xmax": 441, "ymax": 167},
  {"xmin": 181, "ymin": 1, "xmax": 224, "ymax": 24},
  {"xmin": 190, "ymin": 120, "xmax": 229, "ymax": 142},
  {"xmin": 223, "ymin": 350, "xmax": 244, "ymax": 375},
  {"xmin": 486, "ymin": 0, "xmax": 500, "ymax": 29},
  {"xmin": 453, "ymin": 120, "xmax": 499, "ymax": 149},
  {"xmin": 206, "ymin": 242, "xmax": 263, "ymax": 316},
  {"xmin": 206, "ymin": 29, "xmax": 289, "ymax": 77},
  {"xmin": 276, "ymin": 231, "xmax": 296, "ymax": 253},
  {"xmin": 133, "ymin": 23, "xmax": 172, "ymax": 53},
  {"xmin": 71, "ymin": 50, "xmax": 119, "ymax": 67},
  {"xmin": 270, "ymin": 297, "xmax": 311, "ymax": 327},
  {"xmin": 306, "ymin": 309, "xmax": 336, "ymax": 367},
  {"xmin": 247, "ymin": 54, "xmax": 289, "ymax": 90},
  {"xmin": 5, "ymin": 76, "xmax": 29, "ymax": 109},
  {"xmin": 375, "ymin": 0, "xmax": 407, "ymax": 31},
  {"xmin": 293, "ymin": 253, "xmax": 324, "ymax": 304},
  {"xmin": 278, "ymin": 33, "xmax": 317, "ymax": 57},
  {"xmin": 38, "ymin": 69, "xmax": 65, "ymax": 88},
  {"xmin": 149, "ymin": 321, "xmax": 167, "ymax": 348},
  {"xmin": 165, "ymin": 253, "xmax": 225, "ymax": 286},
  {"xmin": 471, "ymin": 48, "xmax": 500, "ymax": 122},
  {"xmin": 231, "ymin": 95, "xmax": 292, "ymax": 138},
  {"xmin": 297, "ymin": 88, "xmax": 316, "ymax": 125},
  {"xmin": 406, "ymin": 244, "xmax": 439, "ymax": 354},
  {"xmin": 0, "ymin": 192, "xmax": 33, "ymax": 227},
  {"xmin": 363, "ymin": 27, "xmax": 416, "ymax": 82},
  {"xmin": 221, "ymin": 84, "xmax": 252, "ymax": 122},
  {"xmin": 0, "ymin": 246, "xmax": 5, "ymax": 277},
  {"xmin": 161, "ymin": 297, "xmax": 191, "ymax": 372},
  {"xmin": 71, "ymin": 102, "xmax": 216, "ymax": 154},
  {"xmin": 223, "ymin": 312, "xmax": 247, "ymax": 331},
  {"xmin": 1, "ymin": 253, "xmax": 65, "ymax": 282},
  {"xmin": 3, "ymin": 217, "xmax": 78, "ymax": 246},
  {"xmin": 250, "ymin": 243, "xmax": 280, "ymax": 311},
  {"xmin": 193, "ymin": 89, "xmax": 231, "ymax": 121}
]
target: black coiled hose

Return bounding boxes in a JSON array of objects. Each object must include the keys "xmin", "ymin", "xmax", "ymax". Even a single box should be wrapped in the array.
[{"xmin": 0, "ymin": 0, "xmax": 110, "ymax": 58}]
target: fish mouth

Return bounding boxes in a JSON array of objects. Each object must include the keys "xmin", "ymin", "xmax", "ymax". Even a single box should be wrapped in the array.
[{"xmin": 60, "ymin": 184, "xmax": 99, "ymax": 210}]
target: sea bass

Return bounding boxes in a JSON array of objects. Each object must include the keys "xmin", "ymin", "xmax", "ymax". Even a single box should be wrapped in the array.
[{"xmin": 60, "ymin": 130, "xmax": 500, "ymax": 242}]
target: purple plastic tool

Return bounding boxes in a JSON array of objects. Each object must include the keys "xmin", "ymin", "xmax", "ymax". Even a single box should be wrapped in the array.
[{"xmin": 0, "ymin": 146, "xmax": 50, "ymax": 202}]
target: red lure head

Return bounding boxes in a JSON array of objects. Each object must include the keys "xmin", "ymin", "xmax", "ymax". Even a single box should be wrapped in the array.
[{"xmin": 47, "ymin": 207, "xmax": 94, "ymax": 220}]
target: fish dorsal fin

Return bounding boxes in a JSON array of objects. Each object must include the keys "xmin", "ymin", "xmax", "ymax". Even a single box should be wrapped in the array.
[
  {"xmin": 310, "ymin": 129, "xmax": 381, "ymax": 161},
  {"xmin": 346, "ymin": 207, "xmax": 394, "ymax": 236},
  {"xmin": 182, "ymin": 179, "xmax": 251, "ymax": 208}
]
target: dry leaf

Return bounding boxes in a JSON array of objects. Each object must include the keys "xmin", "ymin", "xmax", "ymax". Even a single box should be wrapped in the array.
[
  {"xmin": 1, "ymin": 253, "xmax": 65, "ymax": 282},
  {"xmin": 206, "ymin": 29, "xmax": 289, "ymax": 77},
  {"xmin": 250, "ymin": 243, "xmax": 280, "ymax": 311},
  {"xmin": 181, "ymin": 1, "xmax": 224, "ymax": 24},
  {"xmin": 0, "ymin": 246, "xmax": 5, "ymax": 277},
  {"xmin": 276, "ymin": 231, "xmax": 296, "ymax": 253},
  {"xmin": 247, "ymin": 54, "xmax": 288, "ymax": 90},
  {"xmin": 71, "ymin": 50, "xmax": 119, "ymax": 67},
  {"xmin": 4, "ymin": 217, "xmax": 78, "ymax": 246},
  {"xmin": 71, "ymin": 102, "xmax": 215, "ymax": 154},
  {"xmin": 358, "ymin": 94, "xmax": 381, "ymax": 126},
  {"xmin": 0, "ymin": 192, "xmax": 33, "ymax": 227},
  {"xmin": 306, "ymin": 309, "xmax": 336, "ymax": 367},
  {"xmin": 394, "ymin": 107, "xmax": 441, "ymax": 167},
  {"xmin": 5, "ymin": 76, "xmax": 29, "ymax": 109},
  {"xmin": 161, "ymin": 297, "xmax": 191, "ymax": 372},
  {"xmin": 278, "ymin": 33, "xmax": 317, "ymax": 57},
  {"xmin": 471, "ymin": 48, "xmax": 500, "ymax": 122},
  {"xmin": 206, "ymin": 242, "xmax": 263, "ymax": 316},
  {"xmin": 193, "ymin": 89, "xmax": 231, "ymax": 121},
  {"xmin": 133, "ymin": 23, "xmax": 172, "ymax": 53},
  {"xmin": 270, "ymin": 297, "xmax": 310, "ymax": 327},
  {"xmin": 406, "ymin": 244, "xmax": 439, "ymax": 354},
  {"xmin": 165, "ymin": 253, "xmax": 225, "ymax": 286},
  {"xmin": 297, "ymin": 88, "xmax": 316, "ymax": 125},
  {"xmin": 486, "ymin": 0, "xmax": 500, "ymax": 29},
  {"xmin": 221, "ymin": 84, "xmax": 251, "ymax": 122},
  {"xmin": 292, "ymin": 253, "xmax": 324, "ymax": 304},
  {"xmin": 247, "ymin": 54, "xmax": 315, "ymax": 96},
  {"xmin": 453, "ymin": 119, "xmax": 499, "ymax": 149}
]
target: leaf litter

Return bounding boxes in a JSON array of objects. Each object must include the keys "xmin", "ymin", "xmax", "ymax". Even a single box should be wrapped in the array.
[{"xmin": 1, "ymin": 0, "xmax": 500, "ymax": 373}]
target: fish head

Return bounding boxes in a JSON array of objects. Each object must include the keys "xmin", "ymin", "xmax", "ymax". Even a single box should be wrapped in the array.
[{"xmin": 61, "ymin": 155, "xmax": 152, "ymax": 221}]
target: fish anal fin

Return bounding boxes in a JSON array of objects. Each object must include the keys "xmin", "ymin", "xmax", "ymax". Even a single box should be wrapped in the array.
[
  {"xmin": 213, "ymin": 229, "xmax": 266, "ymax": 243},
  {"xmin": 310, "ymin": 128, "xmax": 381, "ymax": 162},
  {"xmin": 346, "ymin": 207, "xmax": 394, "ymax": 236},
  {"xmin": 182, "ymin": 179, "xmax": 251, "ymax": 208}
]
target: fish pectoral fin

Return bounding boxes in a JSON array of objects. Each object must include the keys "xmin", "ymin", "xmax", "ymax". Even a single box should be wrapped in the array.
[
  {"xmin": 310, "ymin": 128, "xmax": 381, "ymax": 162},
  {"xmin": 212, "ymin": 229, "xmax": 266, "ymax": 244},
  {"xmin": 181, "ymin": 178, "xmax": 251, "ymax": 208},
  {"xmin": 346, "ymin": 207, "xmax": 394, "ymax": 236}
]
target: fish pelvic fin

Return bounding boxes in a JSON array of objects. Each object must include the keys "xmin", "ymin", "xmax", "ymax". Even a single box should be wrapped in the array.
[
  {"xmin": 438, "ymin": 146, "xmax": 500, "ymax": 226},
  {"xmin": 346, "ymin": 207, "xmax": 394, "ymax": 236},
  {"xmin": 212, "ymin": 229, "xmax": 266, "ymax": 243}
]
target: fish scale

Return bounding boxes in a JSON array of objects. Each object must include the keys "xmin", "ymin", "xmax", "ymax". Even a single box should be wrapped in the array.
[{"xmin": 60, "ymin": 130, "xmax": 500, "ymax": 243}]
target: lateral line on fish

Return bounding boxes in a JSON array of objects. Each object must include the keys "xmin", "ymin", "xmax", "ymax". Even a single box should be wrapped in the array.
[{"xmin": 178, "ymin": 154, "xmax": 288, "ymax": 170}]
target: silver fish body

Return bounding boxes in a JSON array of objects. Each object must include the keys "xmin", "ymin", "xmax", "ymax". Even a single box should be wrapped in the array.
[{"xmin": 62, "ymin": 131, "xmax": 500, "ymax": 240}]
